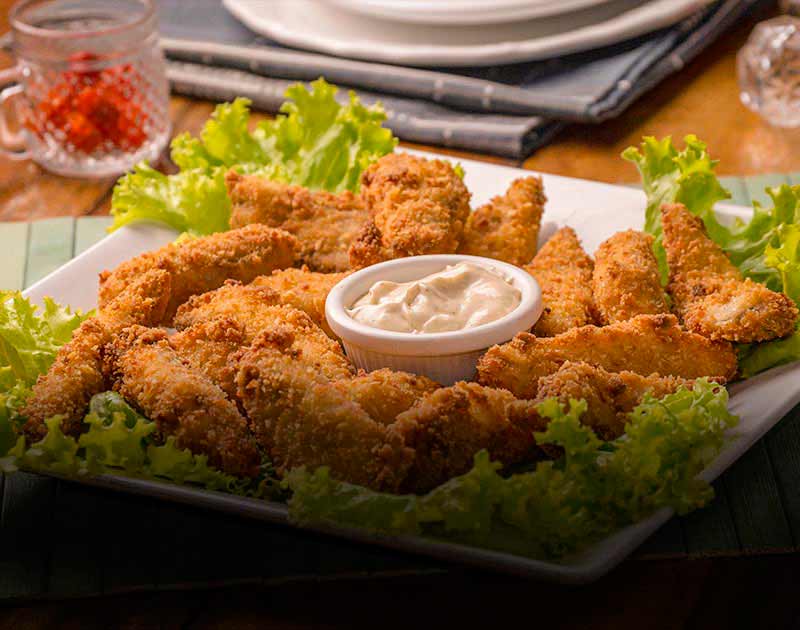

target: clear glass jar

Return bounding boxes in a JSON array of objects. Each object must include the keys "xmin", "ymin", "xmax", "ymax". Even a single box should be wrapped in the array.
[{"xmin": 0, "ymin": 0, "xmax": 170, "ymax": 177}]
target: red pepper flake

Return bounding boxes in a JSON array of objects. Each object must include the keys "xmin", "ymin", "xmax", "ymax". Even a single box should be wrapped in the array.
[{"xmin": 28, "ymin": 52, "xmax": 150, "ymax": 155}]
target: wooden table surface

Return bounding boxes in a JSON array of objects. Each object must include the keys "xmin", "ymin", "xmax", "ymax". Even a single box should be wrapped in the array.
[{"xmin": 2, "ymin": 2, "xmax": 800, "ymax": 628}]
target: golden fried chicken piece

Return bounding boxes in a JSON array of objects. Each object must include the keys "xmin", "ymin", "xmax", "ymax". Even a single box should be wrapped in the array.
[
  {"xmin": 349, "ymin": 153, "xmax": 471, "ymax": 267},
  {"xmin": 525, "ymin": 227, "xmax": 594, "ymax": 336},
  {"xmin": 250, "ymin": 267, "xmax": 348, "ymax": 339},
  {"xmin": 661, "ymin": 203, "xmax": 798, "ymax": 342},
  {"xmin": 169, "ymin": 317, "xmax": 246, "ymax": 401},
  {"xmin": 97, "ymin": 225, "xmax": 297, "ymax": 322},
  {"xmin": 21, "ymin": 269, "xmax": 172, "ymax": 442},
  {"xmin": 458, "ymin": 176, "xmax": 546, "ymax": 266},
  {"xmin": 592, "ymin": 230, "xmax": 669, "ymax": 325},
  {"xmin": 476, "ymin": 314, "xmax": 737, "ymax": 400},
  {"xmin": 102, "ymin": 326, "xmax": 260, "ymax": 478},
  {"xmin": 389, "ymin": 382, "xmax": 547, "ymax": 493},
  {"xmin": 174, "ymin": 282, "xmax": 354, "ymax": 382},
  {"xmin": 226, "ymin": 173, "xmax": 368, "ymax": 272},
  {"xmin": 335, "ymin": 369, "xmax": 440, "ymax": 426},
  {"xmin": 535, "ymin": 361, "xmax": 698, "ymax": 440},
  {"xmin": 234, "ymin": 328, "xmax": 413, "ymax": 491},
  {"xmin": 174, "ymin": 281, "xmax": 279, "ymax": 330}
]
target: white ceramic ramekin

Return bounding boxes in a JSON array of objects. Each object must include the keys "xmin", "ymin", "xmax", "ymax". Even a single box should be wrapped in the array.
[{"xmin": 325, "ymin": 255, "xmax": 543, "ymax": 385}]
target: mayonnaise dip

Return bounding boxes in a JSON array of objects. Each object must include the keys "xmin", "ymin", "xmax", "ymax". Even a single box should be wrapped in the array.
[{"xmin": 347, "ymin": 262, "xmax": 521, "ymax": 334}]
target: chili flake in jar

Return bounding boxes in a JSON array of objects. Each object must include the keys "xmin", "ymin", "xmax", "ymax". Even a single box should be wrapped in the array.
[{"xmin": 29, "ymin": 52, "xmax": 150, "ymax": 155}]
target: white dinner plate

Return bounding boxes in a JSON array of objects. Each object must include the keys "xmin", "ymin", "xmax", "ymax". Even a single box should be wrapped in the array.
[
  {"xmin": 325, "ymin": 0, "xmax": 620, "ymax": 26},
  {"xmin": 21, "ymin": 150, "xmax": 800, "ymax": 582},
  {"xmin": 222, "ymin": 0, "xmax": 713, "ymax": 67}
]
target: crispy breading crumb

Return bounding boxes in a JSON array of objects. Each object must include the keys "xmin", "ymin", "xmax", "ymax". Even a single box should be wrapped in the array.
[
  {"xmin": 662, "ymin": 203, "xmax": 798, "ymax": 342},
  {"xmin": 477, "ymin": 314, "xmax": 737, "ymax": 400},
  {"xmin": 592, "ymin": 230, "xmax": 669, "ymax": 324},
  {"xmin": 349, "ymin": 153, "xmax": 471, "ymax": 267},
  {"xmin": 22, "ymin": 269, "xmax": 172, "ymax": 441},
  {"xmin": 102, "ymin": 325, "xmax": 261, "ymax": 478},
  {"xmin": 227, "ymin": 172, "xmax": 367, "ymax": 272},
  {"xmin": 525, "ymin": 227, "xmax": 595, "ymax": 336},
  {"xmin": 98, "ymin": 224, "xmax": 297, "ymax": 322},
  {"xmin": 458, "ymin": 176, "xmax": 546, "ymax": 266}
]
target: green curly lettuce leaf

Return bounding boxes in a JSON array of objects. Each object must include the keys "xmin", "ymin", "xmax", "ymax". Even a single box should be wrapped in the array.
[
  {"xmin": 287, "ymin": 381, "xmax": 736, "ymax": 560},
  {"xmin": 625, "ymin": 137, "xmax": 800, "ymax": 376},
  {"xmin": 763, "ymin": 221, "xmax": 800, "ymax": 304},
  {"xmin": 0, "ymin": 382, "xmax": 31, "ymax": 457},
  {"xmin": 111, "ymin": 79, "xmax": 397, "ymax": 235},
  {"xmin": 110, "ymin": 164, "xmax": 231, "ymax": 236},
  {"xmin": 4, "ymin": 392, "xmax": 260, "ymax": 493},
  {"xmin": 622, "ymin": 135, "xmax": 731, "ymax": 282},
  {"xmin": 0, "ymin": 292, "xmax": 89, "ymax": 387}
]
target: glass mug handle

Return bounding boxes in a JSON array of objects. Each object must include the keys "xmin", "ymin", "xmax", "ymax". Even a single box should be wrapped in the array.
[{"xmin": 0, "ymin": 68, "xmax": 31, "ymax": 161}]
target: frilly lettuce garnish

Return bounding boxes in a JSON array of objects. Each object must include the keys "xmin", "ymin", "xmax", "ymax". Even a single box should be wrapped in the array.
[
  {"xmin": 624, "ymin": 136, "xmax": 800, "ymax": 376},
  {"xmin": 286, "ymin": 380, "xmax": 737, "ymax": 560},
  {"xmin": 1, "ymin": 389, "xmax": 266, "ymax": 494},
  {"xmin": 110, "ymin": 78, "xmax": 397, "ymax": 235},
  {"xmin": 0, "ymin": 290, "xmax": 90, "ymax": 389},
  {"xmin": 622, "ymin": 135, "xmax": 731, "ymax": 283}
]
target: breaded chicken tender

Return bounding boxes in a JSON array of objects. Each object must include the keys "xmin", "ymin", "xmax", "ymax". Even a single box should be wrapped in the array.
[
  {"xmin": 169, "ymin": 317, "xmax": 246, "ymax": 401},
  {"xmin": 525, "ymin": 227, "xmax": 594, "ymax": 336},
  {"xmin": 226, "ymin": 173, "xmax": 367, "ymax": 272},
  {"xmin": 476, "ymin": 314, "xmax": 737, "ymax": 399},
  {"xmin": 535, "ymin": 361, "xmax": 697, "ymax": 440},
  {"xmin": 661, "ymin": 203, "xmax": 798, "ymax": 342},
  {"xmin": 250, "ymin": 267, "xmax": 348, "ymax": 339},
  {"xmin": 592, "ymin": 230, "xmax": 669, "ymax": 324},
  {"xmin": 102, "ymin": 326, "xmax": 260, "ymax": 477},
  {"xmin": 234, "ymin": 328, "xmax": 413, "ymax": 491},
  {"xmin": 98, "ymin": 225, "xmax": 297, "ymax": 322},
  {"xmin": 174, "ymin": 282, "xmax": 354, "ymax": 382},
  {"xmin": 349, "ymin": 153, "xmax": 471, "ymax": 267},
  {"xmin": 22, "ymin": 269, "xmax": 171, "ymax": 441},
  {"xmin": 389, "ymin": 382, "xmax": 547, "ymax": 493},
  {"xmin": 335, "ymin": 369, "xmax": 440, "ymax": 426},
  {"xmin": 458, "ymin": 176, "xmax": 546, "ymax": 266}
]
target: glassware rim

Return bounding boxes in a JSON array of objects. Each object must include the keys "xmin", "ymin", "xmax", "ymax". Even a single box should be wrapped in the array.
[{"xmin": 9, "ymin": 0, "xmax": 155, "ymax": 41}]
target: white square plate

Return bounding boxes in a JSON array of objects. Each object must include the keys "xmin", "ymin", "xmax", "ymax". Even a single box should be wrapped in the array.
[{"xmin": 21, "ymin": 152, "xmax": 800, "ymax": 583}]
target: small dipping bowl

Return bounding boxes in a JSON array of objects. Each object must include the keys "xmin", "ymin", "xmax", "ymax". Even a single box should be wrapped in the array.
[{"xmin": 325, "ymin": 255, "xmax": 543, "ymax": 385}]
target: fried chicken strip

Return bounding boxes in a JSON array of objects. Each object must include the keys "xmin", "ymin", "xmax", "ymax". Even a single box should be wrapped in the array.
[
  {"xmin": 458, "ymin": 176, "xmax": 546, "ymax": 266},
  {"xmin": 535, "ymin": 361, "xmax": 698, "ymax": 440},
  {"xmin": 21, "ymin": 269, "xmax": 171, "ymax": 442},
  {"xmin": 389, "ymin": 382, "xmax": 547, "ymax": 493},
  {"xmin": 525, "ymin": 227, "xmax": 594, "ymax": 336},
  {"xmin": 102, "ymin": 326, "xmax": 260, "ymax": 477},
  {"xmin": 250, "ymin": 267, "xmax": 348, "ymax": 339},
  {"xmin": 335, "ymin": 369, "xmax": 440, "ymax": 426},
  {"xmin": 476, "ymin": 314, "xmax": 737, "ymax": 399},
  {"xmin": 592, "ymin": 230, "xmax": 669, "ymax": 325},
  {"xmin": 349, "ymin": 153, "xmax": 471, "ymax": 268},
  {"xmin": 169, "ymin": 317, "xmax": 246, "ymax": 401},
  {"xmin": 234, "ymin": 328, "xmax": 413, "ymax": 491},
  {"xmin": 98, "ymin": 225, "xmax": 297, "ymax": 322},
  {"xmin": 174, "ymin": 282, "xmax": 354, "ymax": 382},
  {"xmin": 227, "ymin": 173, "xmax": 367, "ymax": 272},
  {"xmin": 661, "ymin": 203, "xmax": 798, "ymax": 342}
]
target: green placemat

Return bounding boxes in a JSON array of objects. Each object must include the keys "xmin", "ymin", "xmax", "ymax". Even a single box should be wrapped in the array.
[{"xmin": 3, "ymin": 173, "xmax": 800, "ymax": 599}]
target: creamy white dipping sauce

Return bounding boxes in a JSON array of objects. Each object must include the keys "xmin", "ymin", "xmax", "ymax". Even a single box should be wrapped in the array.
[{"xmin": 347, "ymin": 262, "xmax": 521, "ymax": 333}]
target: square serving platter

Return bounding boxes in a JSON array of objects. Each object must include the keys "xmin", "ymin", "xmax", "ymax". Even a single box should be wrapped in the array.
[{"xmin": 20, "ymin": 151, "xmax": 800, "ymax": 583}]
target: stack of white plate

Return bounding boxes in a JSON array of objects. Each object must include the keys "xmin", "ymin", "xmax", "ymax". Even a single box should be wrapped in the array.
[{"xmin": 222, "ymin": 0, "xmax": 714, "ymax": 67}]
